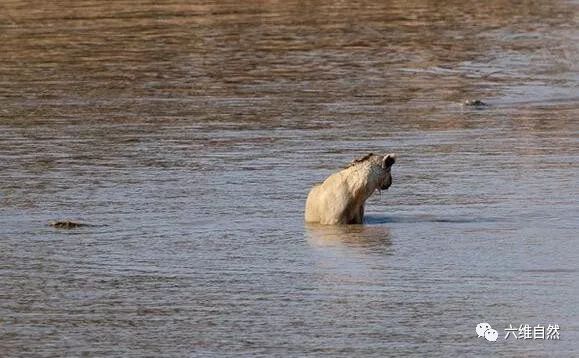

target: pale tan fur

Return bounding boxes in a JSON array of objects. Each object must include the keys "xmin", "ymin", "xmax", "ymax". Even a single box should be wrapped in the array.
[{"xmin": 305, "ymin": 153, "xmax": 395, "ymax": 225}]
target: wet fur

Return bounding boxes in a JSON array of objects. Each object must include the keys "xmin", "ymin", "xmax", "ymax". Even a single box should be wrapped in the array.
[{"xmin": 305, "ymin": 153, "xmax": 395, "ymax": 225}]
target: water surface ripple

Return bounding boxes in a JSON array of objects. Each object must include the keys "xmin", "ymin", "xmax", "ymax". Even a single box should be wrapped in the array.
[{"xmin": 1, "ymin": 1, "xmax": 578, "ymax": 357}]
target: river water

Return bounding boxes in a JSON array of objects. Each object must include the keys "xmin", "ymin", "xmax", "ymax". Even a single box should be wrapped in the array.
[{"xmin": 1, "ymin": 1, "xmax": 578, "ymax": 357}]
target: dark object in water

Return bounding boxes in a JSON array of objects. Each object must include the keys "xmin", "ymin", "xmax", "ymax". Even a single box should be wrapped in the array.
[
  {"xmin": 49, "ymin": 220, "xmax": 89, "ymax": 228},
  {"xmin": 463, "ymin": 99, "xmax": 488, "ymax": 107}
]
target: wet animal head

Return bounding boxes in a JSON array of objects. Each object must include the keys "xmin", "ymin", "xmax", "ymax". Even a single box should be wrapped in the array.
[
  {"xmin": 379, "ymin": 154, "xmax": 395, "ymax": 190},
  {"xmin": 347, "ymin": 153, "xmax": 396, "ymax": 190}
]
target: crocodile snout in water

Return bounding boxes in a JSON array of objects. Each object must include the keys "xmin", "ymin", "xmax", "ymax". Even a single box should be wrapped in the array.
[
  {"xmin": 462, "ymin": 99, "xmax": 488, "ymax": 107},
  {"xmin": 49, "ymin": 220, "xmax": 91, "ymax": 229}
]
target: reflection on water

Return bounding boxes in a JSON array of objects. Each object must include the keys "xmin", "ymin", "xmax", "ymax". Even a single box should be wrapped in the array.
[
  {"xmin": 1, "ymin": 0, "xmax": 578, "ymax": 356},
  {"xmin": 306, "ymin": 223, "xmax": 391, "ymax": 250}
]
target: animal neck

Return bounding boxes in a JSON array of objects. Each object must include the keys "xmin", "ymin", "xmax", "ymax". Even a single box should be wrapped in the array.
[{"xmin": 341, "ymin": 163, "xmax": 381, "ymax": 201}]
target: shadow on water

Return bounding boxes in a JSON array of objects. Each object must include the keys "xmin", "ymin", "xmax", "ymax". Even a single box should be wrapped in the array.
[
  {"xmin": 304, "ymin": 213, "xmax": 503, "ymax": 252},
  {"xmin": 364, "ymin": 214, "xmax": 504, "ymax": 225}
]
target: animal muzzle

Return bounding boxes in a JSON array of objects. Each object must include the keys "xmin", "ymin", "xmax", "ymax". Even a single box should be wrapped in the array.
[{"xmin": 381, "ymin": 174, "xmax": 392, "ymax": 190}]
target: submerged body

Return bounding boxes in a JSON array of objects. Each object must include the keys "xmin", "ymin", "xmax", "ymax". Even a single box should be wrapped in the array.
[{"xmin": 305, "ymin": 153, "xmax": 395, "ymax": 225}]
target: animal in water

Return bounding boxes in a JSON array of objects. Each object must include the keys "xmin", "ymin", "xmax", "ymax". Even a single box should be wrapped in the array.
[
  {"xmin": 462, "ymin": 99, "xmax": 488, "ymax": 107},
  {"xmin": 305, "ymin": 153, "xmax": 396, "ymax": 225},
  {"xmin": 49, "ymin": 220, "xmax": 90, "ymax": 229}
]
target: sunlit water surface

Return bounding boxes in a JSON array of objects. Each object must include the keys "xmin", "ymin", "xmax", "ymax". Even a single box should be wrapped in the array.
[{"xmin": 1, "ymin": 0, "xmax": 578, "ymax": 357}]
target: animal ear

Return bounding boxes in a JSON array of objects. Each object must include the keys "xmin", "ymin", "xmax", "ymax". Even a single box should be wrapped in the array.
[{"xmin": 382, "ymin": 154, "xmax": 396, "ymax": 168}]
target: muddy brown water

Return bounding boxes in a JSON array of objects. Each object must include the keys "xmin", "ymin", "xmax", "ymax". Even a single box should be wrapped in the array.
[{"xmin": 1, "ymin": 1, "xmax": 578, "ymax": 357}]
